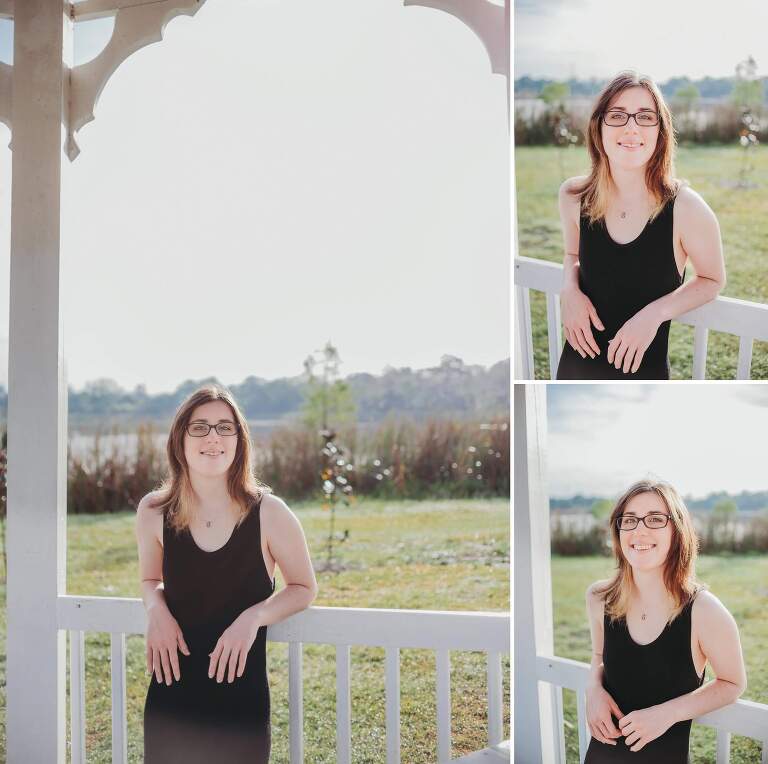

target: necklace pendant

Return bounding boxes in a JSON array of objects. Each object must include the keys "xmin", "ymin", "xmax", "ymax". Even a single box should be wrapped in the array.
[
  {"xmin": 641, "ymin": 613, "xmax": 647, "ymax": 621},
  {"xmin": 620, "ymin": 211, "xmax": 627, "ymax": 219},
  {"xmin": 206, "ymin": 521, "xmax": 212, "ymax": 528}
]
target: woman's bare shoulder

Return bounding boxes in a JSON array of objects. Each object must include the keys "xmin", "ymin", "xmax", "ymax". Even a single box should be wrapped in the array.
[{"xmin": 559, "ymin": 174, "xmax": 589, "ymax": 198}]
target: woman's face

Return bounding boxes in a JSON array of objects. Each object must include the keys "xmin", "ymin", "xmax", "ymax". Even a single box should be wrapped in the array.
[
  {"xmin": 618, "ymin": 491, "xmax": 673, "ymax": 572},
  {"xmin": 600, "ymin": 85, "xmax": 660, "ymax": 172},
  {"xmin": 183, "ymin": 400, "xmax": 239, "ymax": 479}
]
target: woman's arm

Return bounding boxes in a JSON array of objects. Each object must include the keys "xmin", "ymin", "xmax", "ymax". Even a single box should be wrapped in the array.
[
  {"xmin": 208, "ymin": 494, "xmax": 318, "ymax": 683},
  {"xmin": 619, "ymin": 591, "xmax": 746, "ymax": 752},
  {"xmin": 585, "ymin": 582, "xmax": 624, "ymax": 745},
  {"xmin": 559, "ymin": 177, "xmax": 605, "ymax": 359},
  {"xmin": 608, "ymin": 187, "xmax": 726, "ymax": 373}
]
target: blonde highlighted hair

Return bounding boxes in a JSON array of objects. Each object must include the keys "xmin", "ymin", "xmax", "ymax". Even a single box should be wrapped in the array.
[
  {"xmin": 151, "ymin": 384, "xmax": 271, "ymax": 533},
  {"xmin": 571, "ymin": 71, "xmax": 679, "ymax": 224},
  {"xmin": 595, "ymin": 479, "xmax": 702, "ymax": 623}
]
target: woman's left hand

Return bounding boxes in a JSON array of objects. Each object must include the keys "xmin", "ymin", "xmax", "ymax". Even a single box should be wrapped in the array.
[
  {"xmin": 607, "ymin": 305, "xmax": 662, "ymax": 374},
  {"xmin": 208, "ymin": 611, "xmax": 260, "ymax": 683},
  {"xmin": 618, "ymin": 705, "xmax": 674, "ymax": 751}
]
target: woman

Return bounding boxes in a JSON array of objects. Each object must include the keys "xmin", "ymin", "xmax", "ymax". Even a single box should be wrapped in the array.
[
  {"xmin": 585, "ymin": 479, "xmax": 746, "ymax": 762},
  {"xmin": 556, "ymin": 71, "xmax": 726, "ymax": 379},
  {"xmin": 136, "ymin": 384, "xmax": 318, "ymax": 763}
]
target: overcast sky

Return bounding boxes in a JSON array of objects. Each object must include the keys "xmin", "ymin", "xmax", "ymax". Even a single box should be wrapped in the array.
[
  {"xmin": 0, "ymin": 0, "xmax": 508, "ymax": 394},
  {"xmin": 515, "ymin": 0, "xmax": 768, "ymax": 81},
  {"xmin": 546, "ymin": 384, "xmax": 768, "ymax": 499}
]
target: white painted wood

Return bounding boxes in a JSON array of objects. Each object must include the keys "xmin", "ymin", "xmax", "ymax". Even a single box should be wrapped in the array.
[
  {"xmin": 69, "ymin": 631, "xmax": 86, "ymax": 764},
  {"xmin": 0, "ymin": 61, "xmax": 11, "ymax": 132},
  {"xmin": 537, "ymin": 655, "xmax": 768, "ymax": 744},
  {"xmin": 451, "ymin": 740, "xmax": 510, "ymax": 763},
  {"xmin": 336, "ymin": 645, "xmax": 352, "ymax": 764},
  {"xmin": 515, "ymin": 285, "xmax": 534, "ymax": 379},
  {"xmin": 762, "ymin": 740, "xmax": 768, "ymax": 764},
  {"xmin": 487, "ymin": 651, "xmax": 503, "ymax": 746},
  {"xmin": 436, "ymin": 649, "xmax": 451, "ymax": 763},
  {"xmin": 289, "ymin": 641, "xmax": 304, "ymax": 764},
  {"xmin": 402, "ymin": 0, "xmax": 506, "ymax": 75},
  {"xmin": 545, "ymin": 291, "xmax": 563, "ymax": 377},
  {"xmin": 716, "ymin": 729, "xmax": 731, "ymax": 763},
  {"xmin": 693, "ymin": 326, "xmax": 709, "ymax": 379},
  {"xmin": 67, "ymin": 0, "xmax": 208, "ymax": 159},
  {"xmin": 57, "ymin": 596, "xmax": 510, "ymax": 651},
  {"xmin": 551, "ymin": 684, "xmax": 566, "ymax": 764},
  {"xmin": 736, "ymin": 336, "xmax": 753, "ymax": 379},
  {"xmin": 385, "ymin": 647, "xmax": 401, "ymax": 764},
  {"xmin": 514, "ymin": 386, "xmax": 557, "ymax": 762},
  {"xmin": 576, "ymin": 690, "xmax": 589, "ymax": 764},
  {"xmin": 111, "ymin": 633, "xmax": 128, "ymax": 764},
  {"xmin": 6, "ymin": 3, "xmax": 70, "ymax": 761}
]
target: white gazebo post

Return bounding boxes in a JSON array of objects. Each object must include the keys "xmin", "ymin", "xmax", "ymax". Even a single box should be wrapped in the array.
[
  {"xmin": 514, "ymin": 384, "xmax": 561, "ymax": 763},
  {"xmin": 6, "ymin": 2, "xmax": 71, "ymax": 761}
]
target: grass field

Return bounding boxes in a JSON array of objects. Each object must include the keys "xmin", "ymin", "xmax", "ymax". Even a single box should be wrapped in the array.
[
  {"xmin": 552, "ymin": 554, "xmax": 768, "ymax": 764},
  {"xmin": 0, "ymin": 499, "xmax": 510, "ymax": 763},
  {"xmin": 515, "ymin": 144, "xmax": 768, "ymax": 379}
]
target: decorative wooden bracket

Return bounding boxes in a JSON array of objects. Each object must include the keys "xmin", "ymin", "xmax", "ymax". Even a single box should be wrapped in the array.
[
  {"xmin": 66, "ymin": 0, "xmax": 208, "ymax": 160},
  {"xmin": 403, "ymin": 0, "xmax": 508, "ymax": 77}
]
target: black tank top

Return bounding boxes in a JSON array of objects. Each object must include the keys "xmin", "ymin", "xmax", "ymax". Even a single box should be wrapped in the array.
[
  {"xmin": 584, "ymin": 596, "xmax": 705, "ymax": 763},
  {"xmin": 556, "ymin": 195, "xmax": 684, "ymax": 380}
]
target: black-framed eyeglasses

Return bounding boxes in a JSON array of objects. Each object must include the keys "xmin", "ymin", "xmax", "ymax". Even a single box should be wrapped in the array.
[
  {"xmin": 603, "ymin": 110, "xmax": 659, "ymax": 127},
  {"xmin": 186, "ymin": 421, "xmax": 239, "ymax": 437},
  {"xmin": 616, "ymin": 513, "xmax": 670, "ymax": 531}
]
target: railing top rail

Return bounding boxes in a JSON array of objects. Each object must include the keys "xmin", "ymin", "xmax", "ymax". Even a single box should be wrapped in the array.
[
  {"xmin": 57, "ymin": 595, "xmax": 511, "ymax": 652},
  {"xmin": 514, "ymin": 256, "xmax": 768, "ymax": 342},
  {"xmin": 535, "ymin": 654, "xmax": 768, "ymax": 743}
]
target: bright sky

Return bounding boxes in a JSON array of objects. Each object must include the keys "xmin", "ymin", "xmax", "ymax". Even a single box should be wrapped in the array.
[
  {"xmin": 0, "ymin": 1, "xmax": 509, "ymax": 394},
  {"xmin": 515, "ymin": 0, "xmax": 768, "ymax": 81},
  {"xmin": 546, "ymin": 384, "xmax": 768, "ymax": 499}
]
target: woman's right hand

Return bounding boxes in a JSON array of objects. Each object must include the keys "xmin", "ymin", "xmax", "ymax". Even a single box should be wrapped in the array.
[
  {"xmin": 586, "ymin": 682, "xmax": 624, "ymax": 746},
  {"xmin": 146, "ymin": 605, "xmax": 191, "ymax": 685},
  {"xmin": 560, "ymin": 285, "xmax": 604, "ymax": 359}
]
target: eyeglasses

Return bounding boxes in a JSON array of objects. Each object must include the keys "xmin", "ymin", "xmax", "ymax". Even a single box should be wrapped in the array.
[
  {"xmin": 603, "ymin": 110, "xmax": 659, "ymax": 127},
  {"xmin": 616, "ymin": 513, "xmax": 670, "ymax": 531},
  {"xmin": 186, "ymin": 421, "xmax": 239, "ymax": 437}
]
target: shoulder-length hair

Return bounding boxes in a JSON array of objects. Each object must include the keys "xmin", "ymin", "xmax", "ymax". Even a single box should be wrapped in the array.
[
  {"xmin": 571, "ymin": 71, "xmax": 679, "ymax": 224},
  {"xmin": 151, "ymin": 384, "xmax": 271, "ymax": 533},
  {"xmin": 595, "ymin": 479, "xmax": 701, "ymax": 623}
]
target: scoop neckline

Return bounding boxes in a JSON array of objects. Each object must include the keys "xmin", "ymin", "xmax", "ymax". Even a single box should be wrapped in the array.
[
  {"xmin": 187, "ymin": 501, "xmax": 253, "ymax": 554},
  {"xmin": 602, "ymin": 215, "xmax": 653, "ymax": 248}
]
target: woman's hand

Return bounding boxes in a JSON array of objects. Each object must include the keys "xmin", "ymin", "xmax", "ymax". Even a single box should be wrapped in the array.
[
  {"xmin": 618, "ymin": 705, "xmax": 674, "ymax": 752},
  {"xmin": 146, "ymin": 605, "xmax": 190, "ymax": 685},
  {"xmin": 560, "ymin": 285, "xmax": 604, "ymax": 360},
  {"xmin": 209, "ymin": 610, "xmax": 261, "ymax": 684},
  {"xmin": 607, "ymin": 305, "xmax": 662, "ymax": 374},
  {"xmin": 586, "ymin": 682, "xmax": 624, "ymax": 746}
]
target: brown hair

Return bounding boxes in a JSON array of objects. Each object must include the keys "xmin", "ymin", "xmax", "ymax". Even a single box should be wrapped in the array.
[
  {"xmin": 571, "ymin": 71, "xmax": 679, "ymax": 224},
  {"xmin": 595, "ymin": 479, "xmax": 702, "ymax": 623},
  {"xmin": 151, "ymin": 384, "xmax": 271, "ymax": 533}
]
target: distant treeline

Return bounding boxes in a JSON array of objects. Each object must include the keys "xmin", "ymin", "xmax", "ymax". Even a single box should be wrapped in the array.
[
  {"xmin": 0, "ymin": 355, "xmax": 509, "ymax": 428},
  {"xmin": 515, "ymin": 75, "xmax": 768, "ymax": 102},
  {"xmin": 552, "ymin": 490, "xmax": 768, "ymax": 513},
  {"xmin": 51, "ymin": 415, "xmax": 509, "ymax": 514}
]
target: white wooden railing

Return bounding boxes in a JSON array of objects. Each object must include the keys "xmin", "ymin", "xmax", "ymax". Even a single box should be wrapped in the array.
[
  {"xmin": 514, "ymin": 256, "xmax": 768, "ymax": 380},
  {"xmin": 536, "ymin": 655, "xmax": 768, "ymax": 764},
  {"xmin": 57, "ymin": 596, "xmax": 510, "ymax": 764}
]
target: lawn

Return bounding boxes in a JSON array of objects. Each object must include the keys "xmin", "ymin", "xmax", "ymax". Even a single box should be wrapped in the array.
[
  {"xmin": 0, "ymin": 498, "xmax": 510, "ymax": 763},
  {"xmin": 552, "ymin": 554, "xmax": 768, "ymax": 764},
  {"xmin": 515, "ymin": 144, "xmax": 768, "ymax": 379}
]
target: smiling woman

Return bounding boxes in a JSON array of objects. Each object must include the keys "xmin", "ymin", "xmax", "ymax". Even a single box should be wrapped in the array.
[
  {"xmin": 583, "ymin": 479, "xmax": 747, "ymax": 763},
  {"xmin": 554, "ymin": 71, "xmax": 726, "ymax": 380}
]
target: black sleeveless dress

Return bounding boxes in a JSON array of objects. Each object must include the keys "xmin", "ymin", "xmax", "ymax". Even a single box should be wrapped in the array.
[
  {"xmin": 584, "ymin": 597, "xmax": 704, "ymax": 763},
  {"xmin": 144, "ymin": 495, "xmax": 275, "ymax": 763},
  {"xmin": 556, "ymin": 195, "xmax": 683, "ymax": 380}
]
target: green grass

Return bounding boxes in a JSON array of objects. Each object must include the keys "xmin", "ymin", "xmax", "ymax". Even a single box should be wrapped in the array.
[
  {"xmin": 0, "ymin": 499, "xmax": 510, "ymax": 763},
  {"xmin": 552, "ymin": 554, "xmax": 768, "ymax": 764},
  {"xmin": 516, "ymin": 144, "xmax": 768, "ymax": 379}
]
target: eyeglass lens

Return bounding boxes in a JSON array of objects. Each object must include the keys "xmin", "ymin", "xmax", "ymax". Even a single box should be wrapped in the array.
[
  {"xmin": 604, "ymin": 110, "xmax": 658, "ymax": 127},
  {"xmin": 187, "ymin": 422, "xmax": 237, "ymax": 436}
]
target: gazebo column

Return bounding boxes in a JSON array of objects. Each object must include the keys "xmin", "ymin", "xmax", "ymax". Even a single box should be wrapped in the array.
[
  {"xmin": 6, "ymin": 2, "xmax": 70, "ymax": 761},
  {"xmin": 514, "ymin": 385, "xmax": 560, "ymax": 762}
]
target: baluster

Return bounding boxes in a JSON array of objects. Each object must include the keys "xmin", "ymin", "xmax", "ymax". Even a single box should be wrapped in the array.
[
  {"xmin": 289, "ymin": 642, "xmax": 304, "ymax": 763},
  {"xmin": 385, "ymin": 647, "xmax": 400, "ymax": 763},
  {"xmin": 436, "ymin": 649, "xmax": 451, "ymax": 762},
  {"xmin": 336, "ymin": 645, "xmax": 351, "ymax": 764},
  {"xmin": 110, "ymin": 632, "xmax": 127, "ymax": 764},
  {"xmin": 69, "ymin": 630, "xmax": 86, "ymax": 764}
]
